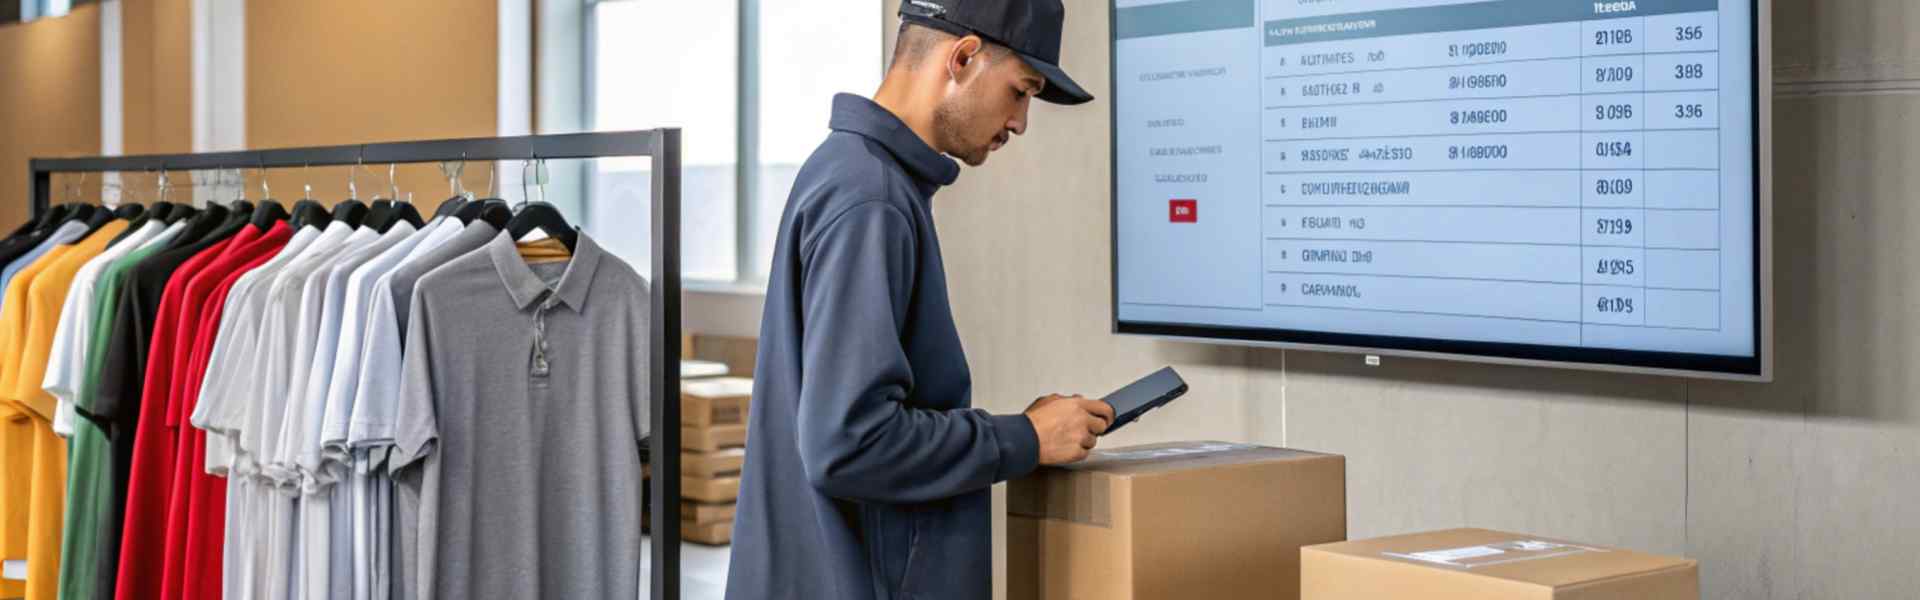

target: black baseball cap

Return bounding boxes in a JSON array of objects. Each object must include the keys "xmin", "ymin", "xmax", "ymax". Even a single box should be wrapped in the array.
[{"xmin": 898, "ymin": 0, "xmax": 1094, "ymax": 105}]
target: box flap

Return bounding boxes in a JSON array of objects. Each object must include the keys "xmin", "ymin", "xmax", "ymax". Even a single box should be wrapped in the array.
[
  {"xmin": 1061, "ymin": 441, "xmax": 1335, "ymax": 476},
  {"xmin": 1306, "ymin": 529, "xmax": 1696, "ymax": 589},
  {"xmin": 683, "ymin": 377, "xmax": 754, "ymax": 398}
]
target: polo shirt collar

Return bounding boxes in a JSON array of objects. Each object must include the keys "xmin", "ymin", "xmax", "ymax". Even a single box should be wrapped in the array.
[
  {"xmin": 486, "ymin": 230, "xmax": 603, "ymax": 311},
  {"xmin": 829, "ymin": 93, "xmax": 960, "ymax": 189}
]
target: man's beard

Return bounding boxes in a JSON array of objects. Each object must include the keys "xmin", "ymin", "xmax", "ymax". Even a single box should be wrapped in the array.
[{"xmin": 933, "ymin": 97, "xmax": 990, "ymax": 166}]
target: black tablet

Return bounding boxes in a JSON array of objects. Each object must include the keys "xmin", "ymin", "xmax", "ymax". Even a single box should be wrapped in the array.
[{"xmin": 1099, "ymin": 367, "xmax": 1188, "ymax": 435}]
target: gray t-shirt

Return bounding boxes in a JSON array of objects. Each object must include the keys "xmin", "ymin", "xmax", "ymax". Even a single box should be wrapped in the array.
[{"xmin": 390, "ymin": 231, "xmax": 650, "ymax": 600}]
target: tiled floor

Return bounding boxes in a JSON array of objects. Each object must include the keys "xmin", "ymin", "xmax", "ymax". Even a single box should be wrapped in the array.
[{"xmin": 640, "ymin": 538, "xmax": 733, "ymax": 600}]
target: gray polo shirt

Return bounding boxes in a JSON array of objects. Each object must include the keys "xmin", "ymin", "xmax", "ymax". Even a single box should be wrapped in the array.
[
  {"xmin": 349, "ymin": 221, "xmax": 495, "ymax": 600},
  {"xmin": 390, "ymin": 231, "xmax": 650, "ymax": 600}
]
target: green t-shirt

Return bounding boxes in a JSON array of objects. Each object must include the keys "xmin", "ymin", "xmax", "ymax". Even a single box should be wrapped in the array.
[
  {"xmin": 58, "ymin": 233, "xmax": 174, "ymax": 600},
  {"xmin": 76, "ymin": 241, "xmax": 168, "ymax": 413}
]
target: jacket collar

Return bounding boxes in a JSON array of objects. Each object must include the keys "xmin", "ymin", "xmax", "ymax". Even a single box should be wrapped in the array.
[{"xmin": 829, "ymin": 93, "xmax": 960, "ymax": 189}]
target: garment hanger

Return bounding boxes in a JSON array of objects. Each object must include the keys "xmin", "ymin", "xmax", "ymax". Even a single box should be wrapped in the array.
[
  {"xmin": 225, "ymin": 170, "xmax": 257, "ymax": 220},
  {"xmin": 454, "ymin": 159, "xmax": 511, "ymax": 228},
  {"xmin": 387, "ymin": 163, "xmax": 424, "ymax": 229},
  {"xmin": 331, "ymin": 152, "xmax": 371, "ymax": 228},
  {"xmin": 434, "ymin": 159, "xmax": 470, "ymax": 219},
  {"xmin": 250, "ymin": 164, "xmax": 289, "ymax": 228},
  {"xmin": 139, "ymin": 170, "xmax": 182, "ymax": 225},
  {"xmin": 91, "ymin": 173, "xmax": 144, "ymax": 220},
  {"xmin": 33, "ymin": 204, "xmax": 75, "ymax": 234},
  {"xmin": 72, "ymin": 175, "xmax": 118, "ymax": 234},
  {"xmin": 147, "ymin": 169, "xmax": 193, "ymax": 225},
  {"xmin": 103, "ymin": 174, "xmax": 148, "ymax": 246},
  {"xmin": 289, "ymin": 163, "xmax": 332, "ymax": 230},
  {"xmin": 451, "ymin": 158, "xmax": 495, "ymax": 223},
  {"xmin": 504, "ymin": 158, "xmax": 577, "ymax": 252}
]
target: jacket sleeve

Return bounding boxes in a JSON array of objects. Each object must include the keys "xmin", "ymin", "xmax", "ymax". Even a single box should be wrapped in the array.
[{"xmin": 794, "ymin": 201, "xmax": 1039, "ymax": 505}]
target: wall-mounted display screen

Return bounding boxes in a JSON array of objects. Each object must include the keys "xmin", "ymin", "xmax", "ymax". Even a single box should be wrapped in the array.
[{"xmin": 1112, "ymin": 0, "xmax": 1767, "ymax": 378}]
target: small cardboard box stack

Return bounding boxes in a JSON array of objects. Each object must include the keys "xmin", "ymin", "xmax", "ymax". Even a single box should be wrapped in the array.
[
  {"xmin": 691, "ymin": 334, "xmax": 758, "ymax": 381},
  {"xmin": 677, "ymin": 377, "xmax": 753, "ymax": 545},
  {"xmin": 1302, "ymin": 528, "xmax": 1699, "ymax": 599},
  {"xmin": 1007, "ymin": 441, "xmax": 1347, "ymax": 600}
]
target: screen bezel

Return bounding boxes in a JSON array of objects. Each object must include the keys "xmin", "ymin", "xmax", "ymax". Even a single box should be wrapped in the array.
[{"xmin": 1108, "ymin": 0, "xmax": 1773, "ymax": 381}]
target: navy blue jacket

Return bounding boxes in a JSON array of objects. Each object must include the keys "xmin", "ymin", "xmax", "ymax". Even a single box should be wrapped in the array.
[{"xmin": 726, "ymin": 94, "xmax": 1041, "ymax": 600}]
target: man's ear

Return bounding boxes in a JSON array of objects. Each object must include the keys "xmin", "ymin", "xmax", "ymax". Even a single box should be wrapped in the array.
[{"xmin": 945, "ymin": 35, "xmax": 986, "ymax": 82}]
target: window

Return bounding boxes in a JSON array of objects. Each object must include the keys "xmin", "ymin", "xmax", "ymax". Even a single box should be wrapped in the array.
[{"xmin": 584, "ymin": 0, "xmax": 882, "ymax": 286}]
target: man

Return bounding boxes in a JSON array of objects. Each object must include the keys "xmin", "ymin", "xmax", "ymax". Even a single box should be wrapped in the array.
[{"xmin": 726, "ymin": 1, "xmax": 1112, "ymax": 599}]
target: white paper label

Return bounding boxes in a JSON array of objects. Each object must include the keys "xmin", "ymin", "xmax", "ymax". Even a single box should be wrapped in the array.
[{"xmin": 1405, "ymin": 545, "xmax": 1505, "ymax": 565}]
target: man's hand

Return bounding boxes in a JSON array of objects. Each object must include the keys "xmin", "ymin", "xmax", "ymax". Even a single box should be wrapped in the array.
[{"xmin": 1024, "ymin": 394, "xmax": 1115, "ymax": 465}]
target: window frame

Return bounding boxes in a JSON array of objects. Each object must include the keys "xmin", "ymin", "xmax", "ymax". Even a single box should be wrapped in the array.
[
  {"xmin": 582, "ymin": 0, "xmax": 759, "ymax": 288},
  {"xmin": 578, "ymin": 0, "xmax": 883, "ymax": 290}
]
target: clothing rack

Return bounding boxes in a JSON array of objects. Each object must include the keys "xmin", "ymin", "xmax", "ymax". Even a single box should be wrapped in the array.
[{"xmin": 28, "ymin": 130, "xmax": 689, "ymax": 600}]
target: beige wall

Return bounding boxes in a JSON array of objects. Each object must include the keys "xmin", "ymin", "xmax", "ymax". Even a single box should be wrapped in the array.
[
  {"xmin": 0, "ymin": 6, "xmax": 102, "ymax": 228},
  {"xmin": 246, "ymin": 0, "xmax": 504, "ymax": 211},
  {"xmin": 883, "ymin": 1, "xmax": 1920, "ymax": 599},
  {"xmin": 122, "ymin": 0, "xmax": 192, "ymax": 158}
]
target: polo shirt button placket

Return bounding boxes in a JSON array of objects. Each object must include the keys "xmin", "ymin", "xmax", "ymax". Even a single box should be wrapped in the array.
[{"xmin": 530, "ymin": 292, "xmax": 558, "ymax": 380}]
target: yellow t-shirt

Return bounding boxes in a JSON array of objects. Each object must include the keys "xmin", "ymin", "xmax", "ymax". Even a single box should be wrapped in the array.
[
  {"xmin": 0, "ymin": 242, "xmax": 76, "ymax": 598},
  {"xmin": 17, "ymin": 222, "xmax": 123, "ymax": 598},
  {"xmin": 0, "ymin": 220, "xmax": 125, "ymax": 599},
  {"xmin": 15, "ymin": 221, "xmax": 126, "ymax": 418}
]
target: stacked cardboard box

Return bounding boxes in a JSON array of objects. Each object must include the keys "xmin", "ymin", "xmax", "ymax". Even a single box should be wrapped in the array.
[
  {"xmin": 1302, "ymin": 528, "xmax": 1699, "ymax": 599},
  {"xmin": 677, "ymin": 377, "xmax": 753, "ymax": 544},
  {"xmin": 691, "ymin": 334, "xmax": 758, "ymax": 381}
]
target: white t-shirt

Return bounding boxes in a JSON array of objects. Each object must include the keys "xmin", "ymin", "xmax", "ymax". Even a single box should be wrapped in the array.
[
  {"xmin": 192, "ymin": 221, "xmax": 323, "ymax": 600},
  {"xmin": 42, "ymin": 219, "xmax": 169, "ymax": 437}
]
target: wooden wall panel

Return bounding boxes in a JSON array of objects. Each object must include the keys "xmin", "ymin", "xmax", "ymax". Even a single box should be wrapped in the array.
[
  {"xmin": 0, "ymin": 7, "xmax": 103, "ymax": 228},
  {"xmin": 246, "ymin": 0, "xmax": 504, "ymax": 211}
]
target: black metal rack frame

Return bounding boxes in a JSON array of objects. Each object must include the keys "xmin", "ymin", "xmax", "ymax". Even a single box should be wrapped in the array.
[{"xmin": 28, "ymin": 129, "xmax": 688, "ymax": 599}]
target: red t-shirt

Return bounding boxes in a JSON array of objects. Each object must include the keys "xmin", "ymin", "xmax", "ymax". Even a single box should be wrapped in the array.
[
  {"xmin": 113, "ymin": 224, "xmax": 258, "ymax": 600},
  {"xmin": 161, "ymin": 222, "xmax": 291, "ymax": 600}
]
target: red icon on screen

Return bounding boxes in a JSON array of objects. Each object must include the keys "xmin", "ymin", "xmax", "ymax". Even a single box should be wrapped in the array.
[{"xmin": 1169, "ymin": 199, "xmax": 1198, "ymax": 223}]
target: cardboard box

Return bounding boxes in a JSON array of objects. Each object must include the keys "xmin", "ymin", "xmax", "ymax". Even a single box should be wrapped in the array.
[
  {"xmin": 1301, "ymin": 529, "xmax": 1699, "ymax": 600},
  {"xmin": 682, "ymin": 475, "xmax": 741, "ymax": 503},
  {"xmin": 681, "ymin": 423, "xmax": 747, "ymax": 452},
  {"xmin": 1007, "ymin": 442, "xmax": 1346, "ymax": 600},
  {"xmin": 684, "ymin": 520, "xmax": 733, "ymax": 545},
  {"xmin": 692, "ymin": 334, "xmax": 758, "ymax": 377},
  {"xmin": 682, "ymin": 378, "xmax": 752, "ymax": 426},
  {"xmin": 682, "ymin": 359, "xmax": 731, "ymax": 379},
  {"xmin": 683, "ymin": 500, "xmax": 737, "ymax": 525},
  {"xmin": 683, "ymin": 448, "xmax": 747, "ymax": 478}
]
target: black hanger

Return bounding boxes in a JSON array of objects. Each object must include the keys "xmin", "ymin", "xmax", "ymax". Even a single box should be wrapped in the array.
[
  {"xmin": 251, "ymin": 199, "xmax": 289, "ymax": 229},
  {"xmin": 148, "ymin": 202, "xmax": 176, "ymax": 224},
  {"xmin": 82, "ymin": 207, "xmax": 116, "ymax": 234},
  {"xmin": 392, "ymin": 202, "xmax": 424, "ymax": 230},
  {"xmin": 66, "ymin": 204, "xmax": 99, "ymax": 224},
  {"xmin": 289, "ymin": 200, "xmax": 331, "ymax": 230},
  {"xmin": 167, "ymin": 204, "xmax": 200, "ymax": 224},
  {"xmin": 229, "ymin": 200, "xmax": 256, "ymax": 218},
  {"xmin": 113, "ymin": 204, "xmax": 146, "ymax": 220},
  {"xmin": 482, "ymin": 200, "xmax": 513, "ymax": 230},
  {"xmin": 332, "ymin": 200, "xmax": 370, "ymax": 228},
  {"xmin": 506, "ymin": 202, "xmax": 578, "ymax": 252},
  {"xmin": 364, "ymin": 199, "xmax": 396, "ymax": 232},
  {"xmin": 433, "ymin": 196, "xmax": 468, "ymax": 219},
  {"xmin": 34, "ymin": 205, "xmax": 75, "ymax": 233},
  {"xmin": 452, "ymin": 197, "xmax": 494, "ymax": 225}
]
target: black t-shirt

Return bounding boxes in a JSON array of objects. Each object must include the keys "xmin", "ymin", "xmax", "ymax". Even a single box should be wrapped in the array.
[{"xmin": 87, "ymin": 205, "xmax": 248, "ymax": 594}]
